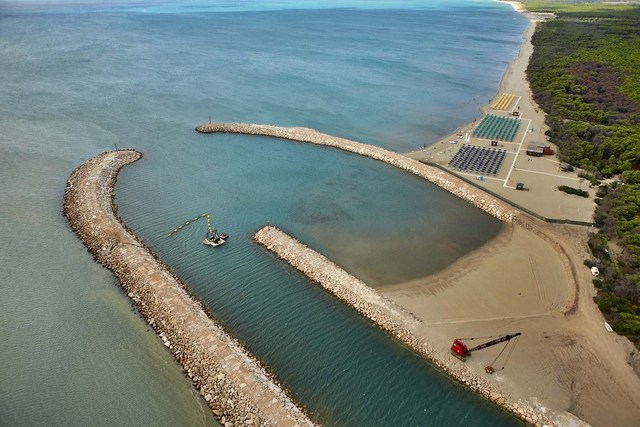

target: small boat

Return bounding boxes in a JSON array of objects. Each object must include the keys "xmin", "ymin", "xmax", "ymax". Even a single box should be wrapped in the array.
[{"xmin": 203, "ymin": 229, "xmax": 226, "ymax": 247}]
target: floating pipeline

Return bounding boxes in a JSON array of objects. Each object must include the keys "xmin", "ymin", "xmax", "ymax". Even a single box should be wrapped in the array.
[
  {"xmin": 167, "ymin": 213, "xmax": 213, "ymax": 237},
  {"xmin": 63, "ymin": 150, "xmax": 314, "ymax": 427}
]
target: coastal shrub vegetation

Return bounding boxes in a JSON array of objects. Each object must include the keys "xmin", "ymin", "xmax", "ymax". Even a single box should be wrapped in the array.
[
  {"xmin": 558, "ymin": 185, "xmax": 589, "ymax": 197},
  {"xmin": 524, "ymin": 1, "xmax": 640, "ymax": 346}
]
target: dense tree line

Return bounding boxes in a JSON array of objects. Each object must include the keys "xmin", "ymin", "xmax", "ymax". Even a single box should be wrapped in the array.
[{"xmin": 524, "ymin": 1, "xmax": 640, "ymax": 345}]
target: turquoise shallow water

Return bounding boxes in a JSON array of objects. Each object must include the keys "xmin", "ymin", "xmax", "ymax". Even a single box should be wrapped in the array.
[
  {"xmin": 116, "ymin": 133, "xmax": 510, "ymax": 426},
  {"xmin": 0, "ymin": 1, "xmax": 527, "ymax": 425}
]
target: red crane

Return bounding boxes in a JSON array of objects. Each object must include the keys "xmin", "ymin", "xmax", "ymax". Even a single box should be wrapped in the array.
[{"xmin": 450, "ymin": 333, "xmax": 521, "ymax": 373}]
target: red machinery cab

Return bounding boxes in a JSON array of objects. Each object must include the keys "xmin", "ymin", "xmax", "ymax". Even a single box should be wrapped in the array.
[
  {"xmin": 450, "ymin": 333, "xmax": 521, "ymax": 362},
  {"xmin": 451, "ymin": 339, "xmax": 469, "ymax": 360}
]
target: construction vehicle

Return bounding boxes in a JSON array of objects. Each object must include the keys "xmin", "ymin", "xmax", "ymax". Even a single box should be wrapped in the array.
[{"xmin": 450, "ymin": 332, "xmax": 521, "ymax": 374}]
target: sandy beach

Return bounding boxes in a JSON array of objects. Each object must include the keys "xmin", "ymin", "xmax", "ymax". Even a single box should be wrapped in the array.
[
  {"xmin": 384, "ymin": 4, "xmax": 640, "ymax": 426},
  {"xmin": 197, "ymin": 99, "xmax": 640, "ymax": 427},
  {"xmin": 407, "ymin": 4, "xmax": 595, "ymax": 224},
  {"xmin": 71, "ymin": 4, "xmax": 640, "ymax": 426},
  {"xmin": 193, "ymin": 6, "xmax": 640, "ymax": 422},
  {"xmin": 381, "ymin": 221, "xmax": 640, "ymax": 426}
]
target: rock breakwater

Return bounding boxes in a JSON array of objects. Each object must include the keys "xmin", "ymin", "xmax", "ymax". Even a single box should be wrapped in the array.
[
  {"xmin": 196, "ymin": 122, "xmax": 580, "ymax": 316},
  {"xmin": 255, "ymin": 225, "xmax": 553, "ymax": 427},
  {"xmin": 63, "ymin": 150, "xmax": 314, "ymax": 427},
  {"xmin": 196, "ymin": 122, "xmax": 517, "ymax": 223}
]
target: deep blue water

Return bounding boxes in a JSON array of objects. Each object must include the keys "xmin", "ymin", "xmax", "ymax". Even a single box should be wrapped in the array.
[{"xmin": 0, "ymin": 1, "xmax": 527, "ymax": 425}]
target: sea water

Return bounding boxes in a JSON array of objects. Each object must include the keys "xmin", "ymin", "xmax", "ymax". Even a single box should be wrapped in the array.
[{"xmin": 0, "ymin": 1, "xmax": 527, "ymax": 425}]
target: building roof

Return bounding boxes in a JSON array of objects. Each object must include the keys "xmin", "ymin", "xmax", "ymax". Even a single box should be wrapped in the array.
[{"xmin": 526, "ymin": 144, "xmax": 544, "ymax": 153}]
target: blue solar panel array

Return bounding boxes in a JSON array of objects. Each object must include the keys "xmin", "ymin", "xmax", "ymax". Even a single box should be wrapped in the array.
[
  {"xmin": 448, "ymin": 144, "xmax": 507, "ymax": 175},
  {"xmin": 472, "ymin": 114, "xmax": 521, "ymax": 142}
]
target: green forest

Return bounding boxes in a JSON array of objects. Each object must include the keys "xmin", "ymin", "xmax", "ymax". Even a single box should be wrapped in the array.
[{"xmin": 523, "ymin": 1, "xmax": 640, "ymax": 345}]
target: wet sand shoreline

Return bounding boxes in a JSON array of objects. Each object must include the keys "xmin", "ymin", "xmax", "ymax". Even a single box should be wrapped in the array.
[
  {"xmin": 391, "ymin": 4, "xmax": 640, "ymax": 424},
  {"xmin": 254, "ymin": 225, "xmax": 550, "ymax": 426},
  {"xmin": 193, "ymin": 5, "xmax": 640, "ymax": 422},
  {"xmin": 60, "ymin": 2, "xmax": 640, "ymax": 425}
]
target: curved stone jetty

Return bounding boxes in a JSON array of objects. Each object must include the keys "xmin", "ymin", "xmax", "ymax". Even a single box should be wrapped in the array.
[
  {"xmin": 254, "ymin": 225, "xmax": 553, "ymax": 427},
  {"xmin": 197, "ymin": 122, "xmax": 580, "ymax": 315},
  {"xmin": 63, "ymin": 150, "xmax": 314, "ymax": 427},
  {"xmin": 196, "ymin": 122, "xmax": 517, "ymax": 222}
]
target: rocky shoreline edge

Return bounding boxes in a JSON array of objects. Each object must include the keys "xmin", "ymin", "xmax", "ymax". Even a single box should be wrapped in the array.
[
  {"xmin": 254, "ymin": 225, "xmax": 552, "ymax": 427},
  {"xmin": 63, "ymin": 149, "xmax": 314, "ymax": 427},
  {"xmin": 196, "ymin": 122, "xmax": 517, "ymax": 223},
  {"xmin": 196, "ymin": 122, "xmax": 578, "ymax": 314}
]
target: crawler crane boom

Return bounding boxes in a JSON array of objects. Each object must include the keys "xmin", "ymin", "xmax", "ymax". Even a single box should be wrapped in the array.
[{"xmin": 450, "ymin": 332, "xmax": 521, "ymax": 361}]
